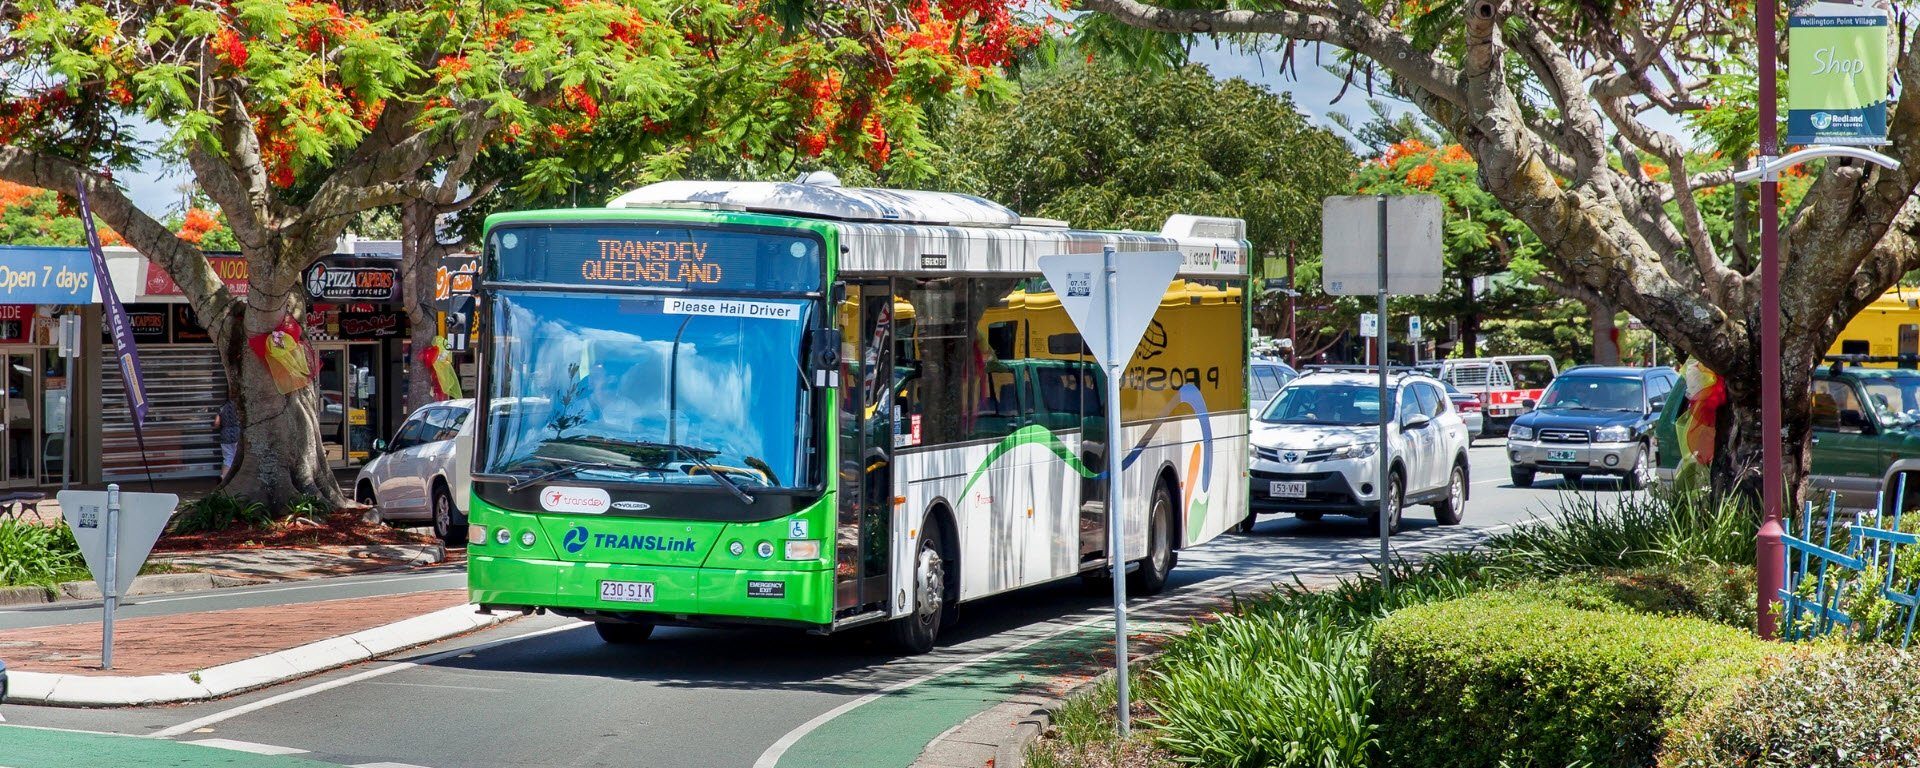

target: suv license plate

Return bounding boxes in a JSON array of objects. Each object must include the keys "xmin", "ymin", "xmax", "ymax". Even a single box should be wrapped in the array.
[
  {"xmin": 600, "ymin": 580, "xmax": 655, "ymax": 603},
  {"xmin": 1547, "ymin": 449, "xmax": 1577, "ymax": 462},
  {"xmin": 1270, "ymin": 481, "xmax": 1308, "ymax": 498}
]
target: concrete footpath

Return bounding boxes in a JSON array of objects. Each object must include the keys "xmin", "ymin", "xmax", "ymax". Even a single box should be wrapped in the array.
[{"xmin": 2, "ymin": 589, "xmax": 511, "ymax": 707}]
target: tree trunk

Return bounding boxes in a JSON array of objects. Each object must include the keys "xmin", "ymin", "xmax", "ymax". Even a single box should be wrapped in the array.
[
  {"xmin": 400, "ymin": 200, "xmax": 449, "ymax": 415},
  {"xmin": 1590, "ymin": 300, "xmax": 1620, "ymax": 365},
  {"xmin": 217, "ymin": 277, "xmax": 344, "ymax": 509},
  {"xmin": 1714, "ymin": 370, "xmax": 1814, "ymax": 511}
]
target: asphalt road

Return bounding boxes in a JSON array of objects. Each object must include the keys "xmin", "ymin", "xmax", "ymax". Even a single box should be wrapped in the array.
[{"xmin": 1, "ymin": 439, "xmax": 1640, "ymax": 768}]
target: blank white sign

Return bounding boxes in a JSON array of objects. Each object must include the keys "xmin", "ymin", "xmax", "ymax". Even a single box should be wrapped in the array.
[{"xmin": 1321, "ymin": 195, "xmax": 1444, "ymax": 296}]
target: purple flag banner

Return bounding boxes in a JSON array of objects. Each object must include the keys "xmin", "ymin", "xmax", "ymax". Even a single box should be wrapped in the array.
[{"xmin": 76, "ymin": 172, "xmax": 149, "ymax": 425}]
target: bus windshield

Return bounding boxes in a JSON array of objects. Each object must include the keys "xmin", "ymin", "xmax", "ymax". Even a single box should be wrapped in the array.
[{"xmin": 481, "ymin": 290, "xmax": 815, "ymax": 490}]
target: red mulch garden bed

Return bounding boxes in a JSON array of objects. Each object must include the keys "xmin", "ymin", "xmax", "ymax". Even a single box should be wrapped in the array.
[{"xmin": 153, "ymin": 509, "xmax": 440, "ymax": 552}]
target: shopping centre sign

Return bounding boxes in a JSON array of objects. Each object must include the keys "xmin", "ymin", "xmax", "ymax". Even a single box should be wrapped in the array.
[{"xmin": 1788, "ymin": 2, "xmax": 1892, "ymax": 146}]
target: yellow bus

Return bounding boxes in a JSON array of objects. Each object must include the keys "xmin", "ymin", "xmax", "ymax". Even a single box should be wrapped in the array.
[{"xmin": 1830, "ymin": 287, "xmax": 1920, "ymax": 364}]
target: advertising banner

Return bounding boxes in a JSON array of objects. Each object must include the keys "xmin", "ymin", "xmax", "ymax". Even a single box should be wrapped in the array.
[
  {"xmin": 144, "ymin": 255, "xmax": 250, "ymax": 296},
  {"xmin": 1788, "ymin": 2, "xmax": 1892, "ymax": 146},
  {"xmin": 77, "ymin": 174, "xmax": 149, "ymax": 424},
  {"xmin": 302, "ymin": 257, "xmax": 400, "ymax": 302}
]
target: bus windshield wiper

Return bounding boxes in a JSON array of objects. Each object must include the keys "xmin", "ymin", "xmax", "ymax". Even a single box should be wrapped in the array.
[
  {"xmin": 506, "ymin": 459, "xmax": 656, "ymax": 493},
  {"xmin": 681, "ymin": 449, "xmax": 755, "ymax": 505}
]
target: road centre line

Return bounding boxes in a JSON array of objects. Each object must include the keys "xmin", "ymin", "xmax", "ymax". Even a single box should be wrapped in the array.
[{"xmin": 149, "ymin": 622, "xmax": 580, "ymax": 739}]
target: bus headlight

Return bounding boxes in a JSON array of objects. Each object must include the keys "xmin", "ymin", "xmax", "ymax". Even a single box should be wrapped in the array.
[
  {"xmin": 520, "ymin": 530, "xmax": 538, "ymax": 547},
  {"xmin": 496, "ymin": 528, "xmax": 512, "ymax": 545},
  {"xmin": 469, "ymin": 525, "xmax": 487, "ymax": 545},
  {"xmin": 784, "ymin": 540, "xmax": 821, "ymax": 561}
]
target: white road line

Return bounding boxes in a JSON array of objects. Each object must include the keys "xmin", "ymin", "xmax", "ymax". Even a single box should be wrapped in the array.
[
  {"xmin": 752, "ymin": 570, "xmax": 1274, "ymax": 768},
  {"xmin": 186, "ymin": 738, "xmax": 311, "ymax": 755},
  {"xmin": 362, "ymin": 680, "xmax": 506, "ymax": 693},
  {"xmin": 352, "ymin": 763, "xmax": 436, "ymax": 768},
  {"xmin": 0, "ymin": 573, "xmax": 459, "ymax": 615},
  {"xmin": 150, "ymin": 623, "xmax": 581, "ymax": 739}
]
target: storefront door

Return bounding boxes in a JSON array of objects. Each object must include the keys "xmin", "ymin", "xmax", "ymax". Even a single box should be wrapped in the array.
[
  {"xmin": 1, "ymin": 351, "xmax": 38, "ymax": 486},
  {"xmin": 317, "ymin": 343, "xmax": 384, "ymax": 468}
]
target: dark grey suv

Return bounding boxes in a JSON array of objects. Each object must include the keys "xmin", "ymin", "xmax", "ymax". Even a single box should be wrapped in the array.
[{"xmin": 1505, "ymin": 365, "xmax": 1678, "ymax": 488}]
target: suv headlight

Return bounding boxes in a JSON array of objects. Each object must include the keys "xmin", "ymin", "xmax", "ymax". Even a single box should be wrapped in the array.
[
  {"xmin": 1595, "ymin": 425, "xmax": 1631, "ymax": 442},
  {"xmin": 1509, "ymin": 425, "xmax": 1534, "ymax": 441},
  {"xmin": 1333, "ymin": 442, "xmax": 1378, "ymax": 459}
]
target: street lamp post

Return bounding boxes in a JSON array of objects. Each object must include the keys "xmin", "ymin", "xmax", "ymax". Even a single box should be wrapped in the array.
[{"xmin": 1756, "ymin": 0, "xmax": 1785, "ymax": 641}]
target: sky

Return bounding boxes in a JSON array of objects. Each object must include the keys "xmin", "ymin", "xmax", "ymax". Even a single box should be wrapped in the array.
[{"xmin": 112, "ymin": 46, "xmax": 1397, "ymax": 219}]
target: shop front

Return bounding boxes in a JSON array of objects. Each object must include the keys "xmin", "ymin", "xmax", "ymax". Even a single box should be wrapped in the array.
[
  {"xmin": 302, "ymin": 254, "xmax": 407, "ymax": 469},
  {"xmin": 0, "ymin": 246, "xmax": 102, "ymax": 488}
]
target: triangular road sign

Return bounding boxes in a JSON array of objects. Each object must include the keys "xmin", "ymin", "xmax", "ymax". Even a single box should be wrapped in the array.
[
  {"xmin": 59, "ymin": 490, "xmax": 178, "ymax": 598},
  {"xmin": 1039, "ymin": 250, "xmax": 1183, "ymax": 369}
]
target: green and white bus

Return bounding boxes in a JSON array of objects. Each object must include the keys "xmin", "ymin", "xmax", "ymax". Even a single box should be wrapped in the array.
[{"xmin": 467, "ymin": 176, "xmax": 1251, "ymax": 651}]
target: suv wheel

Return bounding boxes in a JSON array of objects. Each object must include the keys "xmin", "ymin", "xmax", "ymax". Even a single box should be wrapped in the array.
[
  {"xmin": 431, "ymin": 485, "xmax": 468, "ymax": 548},
  {"xmin": 1368, "ymin": 472, "xmax": 1404, "ymax": 536},
  {"xmin": 1510, "ymin": 467, "xmax": 1535, "ymax": 488},
  {"xmin": 1624, "ymin": 445, "xmax": 1652, "ymax": 490},
  {"xmin": 1434, "ymin": 462, "xmax": 1466, "ymax": 525}
]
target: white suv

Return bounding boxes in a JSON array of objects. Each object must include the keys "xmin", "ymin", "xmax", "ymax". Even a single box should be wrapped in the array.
[{"xmin": 1245, "ymin": 371, "xmax": 1472, "ymax": 534}]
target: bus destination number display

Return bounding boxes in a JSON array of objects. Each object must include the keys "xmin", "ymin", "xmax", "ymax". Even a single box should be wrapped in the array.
[{"xmin": 582, "ymin": 239, "xmax": 724, "ymax": 285}]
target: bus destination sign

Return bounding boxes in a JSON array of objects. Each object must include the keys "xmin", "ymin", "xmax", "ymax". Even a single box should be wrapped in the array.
[{"xmin": 581, "ymin": 240, "xmax": 724, "ymax": 285}]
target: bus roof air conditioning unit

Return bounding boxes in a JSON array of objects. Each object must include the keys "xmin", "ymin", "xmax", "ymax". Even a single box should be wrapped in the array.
[{"xmin": 608, "ymin": 181, "xmax": 1021, "ymax": 227}]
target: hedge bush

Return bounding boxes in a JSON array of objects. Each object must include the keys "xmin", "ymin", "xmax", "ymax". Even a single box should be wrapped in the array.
[
  {"xmin": 1371, "ymin": 593, "xmax": 1775, "ymax": 768},
  {"xmin": 1660, "ymin": 646, "xmax": 1920, "ymax": 768},
  {"xmin": 1519, "ymin": 563, "xmax": 1757, "ymax": 630}
]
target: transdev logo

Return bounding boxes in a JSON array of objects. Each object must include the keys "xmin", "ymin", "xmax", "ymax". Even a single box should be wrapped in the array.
[
  {"xmin": 562, "ymin": 525, "xmax": 589, "ymax": 554},
  {"xmin": 540, "ymin": 486, "xmax": 610, "ymax": 514}
]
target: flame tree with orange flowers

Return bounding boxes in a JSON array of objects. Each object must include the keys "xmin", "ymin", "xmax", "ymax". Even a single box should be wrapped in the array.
[{"xmin": 0, "ymin": 0, "xmax": 1036, "ymax": 507}]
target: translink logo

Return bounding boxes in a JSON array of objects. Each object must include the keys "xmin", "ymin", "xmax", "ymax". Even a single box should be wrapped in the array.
[{"xmin": 561, "ymin": 525, "xmax": 696, "ymax": 555}]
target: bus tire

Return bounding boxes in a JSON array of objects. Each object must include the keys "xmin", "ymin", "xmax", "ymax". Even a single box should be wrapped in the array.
[
  {"xmin": 594, "ymin": 620, "xmax": 654, "ymax": 644},
  {"xmin": 1128, "ymin": 482, "xmax": 1177, "ymax": 596},
  {"xmin": 891, "ymin": 522, "xmax": 948, "ymax": 654}
]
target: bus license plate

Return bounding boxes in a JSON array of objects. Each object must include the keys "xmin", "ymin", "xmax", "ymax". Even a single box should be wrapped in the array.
[
  {"xmin": 1547, "ymin": 450, "xmax": 1577, "ymax": 462},
  {"xmin": 599, "ymin": 580, "xmax": 655, "ymax": 603},
  {"xmin": 1270, "ymin": 481, "xmax": 1308, "ymax": 498}
]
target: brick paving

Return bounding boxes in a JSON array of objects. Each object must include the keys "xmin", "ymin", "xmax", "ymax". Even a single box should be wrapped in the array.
[{"xmin": 0, "ymin": 589, "xmax": 470, "ymax": 675}]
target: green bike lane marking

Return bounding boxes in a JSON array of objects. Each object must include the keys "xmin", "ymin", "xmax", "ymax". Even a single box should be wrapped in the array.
[
  {"xmin": 773, "ymin": 623, "xmax": 1117, "ymax": 768},
  {"xmin": 0, "ymin": 725, "xmax": 338, "ymax": 768}
]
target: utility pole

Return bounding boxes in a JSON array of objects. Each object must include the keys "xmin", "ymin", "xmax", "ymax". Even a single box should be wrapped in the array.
[
  {"xmin": 1755, "ymin": 0, "xmax": 1784, "ymax": 641},
  {"xmin": 1286, "ymin": 243, "xmax": 1299, "ymax": 368}
]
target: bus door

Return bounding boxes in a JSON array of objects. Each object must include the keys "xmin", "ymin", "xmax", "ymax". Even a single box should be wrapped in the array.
[{"xmin": 835, "ymin": 282, "xmax": 895, "ymax": 614}]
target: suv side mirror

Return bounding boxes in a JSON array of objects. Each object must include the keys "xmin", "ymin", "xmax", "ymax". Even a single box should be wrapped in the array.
[
  {"xmin": 1402, "ymin": 413, "xmax": 1431, "ymax": 430},
  {"xmin": 370, "ymin": 438, "xmax": 387, "ymax": 456},
  {"xmin": 1840, "ymin": 409, "xmax": 1878, "ymax": 434},
  {"xmin": 1521, "ymin": 398, "xmax": 1537, "ymax": 410},
  {"xmin": 1649, "ymin": 395, "xmax": 1666, "ymax": 412}
]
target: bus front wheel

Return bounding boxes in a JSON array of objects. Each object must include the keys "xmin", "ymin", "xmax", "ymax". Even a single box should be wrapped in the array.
[
  {"xmin": 891, "ymin": 523, "xmax": 948, "ymax": 654},
  {"xmin": 594, "ymin": 620, "xmax": 655, "ymax": 644}
]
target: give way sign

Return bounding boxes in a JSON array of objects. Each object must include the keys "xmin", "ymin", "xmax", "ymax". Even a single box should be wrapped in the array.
[{"xmin": 1038, "ymin": 249, "xmax": 1183, "ymax": 368}]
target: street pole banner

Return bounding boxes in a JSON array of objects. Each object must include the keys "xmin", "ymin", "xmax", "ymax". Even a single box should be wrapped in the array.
[
  {"xmin": 1788, "ymin": 2, "xmax": 1891, "ymax": 146},
  {"xmin": 76, "ymin": 172, "xmax": 150, "ymax": 424}
]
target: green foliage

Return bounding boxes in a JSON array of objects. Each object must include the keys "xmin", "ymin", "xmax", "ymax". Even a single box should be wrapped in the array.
[
  {"xmin": 931, "ymin": 61, "xmax": 1355, "ymax": 339},
  {"xmin": 1025, "ymin": 679, "xmax": 1182, "ymax": 768},
  {"xmin": 1145, "ymin": 612, "xmax": 1374, "ymax": 767},
  {"xmin": 1516, "ymin": 563, "xmax": 1757, "ymax": 630},
  {"xmin": 283, "ymin": 493, "xmax": 331, "ymax": 521},
  {"xmin": 0, "ymin": 181, "xmax": 122, "ymax": 247},
  {"xmin": 1660, "ymin": 646, "xmax": 1920, "ymax": 768},
  {"xmin": 0, "ymin": 519, "xmax": 84, "ymax": 587},
  {"xmin": 171, "ymin": 492, "xmax": 274, "ymax": 535},
  {"xmin": 1370, "ymin": 593, "xmax": 1774, "ymax": 768},
  {"xmin": 1483, "ymin": 485, "xmax": 1758, "ymax": 576}
]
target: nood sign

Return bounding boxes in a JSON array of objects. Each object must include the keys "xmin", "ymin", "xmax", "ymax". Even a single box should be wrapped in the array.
[{"xmin": 1789, "ymin": 2, "xmax": 1891, "ymax": 146}]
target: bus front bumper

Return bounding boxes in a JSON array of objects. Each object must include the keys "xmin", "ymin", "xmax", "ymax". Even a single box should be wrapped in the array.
[{"xmin": 469, "ymin": 555, "xmax": 836, "ymax": 627}]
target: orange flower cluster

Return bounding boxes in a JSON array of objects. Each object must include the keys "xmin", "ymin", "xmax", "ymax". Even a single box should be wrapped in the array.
[
  {"xmin": 175, "ymin": 208, "xmax": 224, "ymax": 244},
  {"xmin": 1407, "ymin": 162, "xmax": 1437, "ymax": 188}
]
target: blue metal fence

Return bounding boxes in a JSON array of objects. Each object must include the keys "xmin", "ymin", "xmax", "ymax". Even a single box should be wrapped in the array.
[{"xmin": 1780, "ymin": 476, "xmax": 1920, "ymax": 646}]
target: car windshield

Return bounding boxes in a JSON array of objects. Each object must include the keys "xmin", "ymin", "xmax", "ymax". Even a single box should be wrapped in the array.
[
  {"xmin": 1536, "ymin": 376, "xmax": 1643, "ymax": 411},
  {"xmin": 1258, "ymin": 384, "xmax": 1390, "ymax": 426},
  {"xmin": 1859, "ymin": 374, "xmax": 1920, "ymax": 428},
  {"xmin": 481, "ymin": 290, "xmax": 814, "ymax": 489}
]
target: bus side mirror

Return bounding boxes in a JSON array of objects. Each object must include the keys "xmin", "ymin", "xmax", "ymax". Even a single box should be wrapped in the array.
[{"xmin": 810, "ymin": 328, "xmax": 842, "ymax": 372}]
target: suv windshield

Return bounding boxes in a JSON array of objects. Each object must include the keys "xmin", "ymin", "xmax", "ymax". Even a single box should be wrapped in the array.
[
  {"xmin": 481, "ymin": 290, "xmax": 815, "ymax": 489},
  {"xmin": 1259, "ymin": 384, "xmax": 1390, "ymax": 426},
  {"xmin": 1537, "ymin": 376, "xmax": 1643, "ymax": 412}
]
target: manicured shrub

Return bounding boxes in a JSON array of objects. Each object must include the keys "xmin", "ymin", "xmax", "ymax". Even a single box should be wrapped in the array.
[
  {"xmin": 0, "ymin": 519, "xmax": 83, "ymax": 586},
  {"xmin": 1520, "ymin": 563, "xmax": 1756, "ymax": 630},
  {"xmin": 1370, "ymin": 593, "xmax": 1774, "ymax": 768},
  {"xmin": 1660, "ymin": 646, "xmax": 1920, "ymax": 768}
]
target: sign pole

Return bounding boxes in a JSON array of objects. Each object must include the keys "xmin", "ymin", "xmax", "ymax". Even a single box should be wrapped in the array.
[
  {"xmin": 1103, "ymin": 245, "xmax": 1132, "ymax": 737},
  {"xmin": 1376, "ymin": 195, "xmax": 1393, "ymax": 589},
  {"xmin": 102, "ymin": 483, "xmax": 119, "ymax": 670}
]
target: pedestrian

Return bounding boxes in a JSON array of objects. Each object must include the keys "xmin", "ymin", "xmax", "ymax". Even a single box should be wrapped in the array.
[{"xmin": 215, "ymin": 397, "xmax": 241, "ymax": 480}]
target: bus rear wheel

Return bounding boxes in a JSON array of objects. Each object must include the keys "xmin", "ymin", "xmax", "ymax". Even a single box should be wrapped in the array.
[
  {"xmin": 1128, "ymin": 483, "xmax": 1177, "ymax": 596},
  {"xmin": 594, "ymin": 620, "xmax": 655, "ymax": 644},
  {"xmin": 891, "ymin": 523, "xmax": 948, "ymax": 654}
]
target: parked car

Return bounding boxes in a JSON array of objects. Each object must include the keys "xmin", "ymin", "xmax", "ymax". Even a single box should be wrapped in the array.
[
  {"xmin": 1442, "ymin": 381, "xmax": 1485, "ymax": 440},
  {"xmin": 1419, "ymin": 355, "xmax": 1559, "ymax": 433},
  {"xmin": 1250, "ymin": 357, "xmax": 1299, "ymax": 410},
  {"xmin": 1246, "ymin": 370, "xmax": 1472, "ymax": 534},
  {"xmin": 354, "ymin": 399, "xmax": 474, "ymax": 544},
  {"xmin": 1507, "ymin": 365, "xmax": 1678, "ymax": 489},
  {"xmin": 1656, "ymin": 361, "xmax": 1920, "ymax": 510}
]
